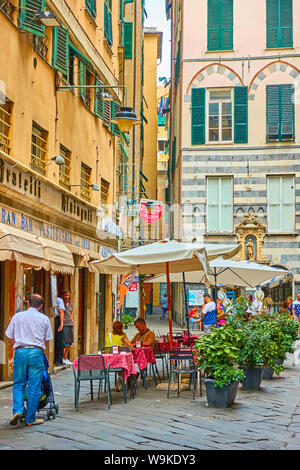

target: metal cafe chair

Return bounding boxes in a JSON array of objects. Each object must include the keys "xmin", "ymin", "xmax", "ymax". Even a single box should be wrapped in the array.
[
  {"xmin": 100, "ymin": 347, "xmax": 134, "ymax": 402},
  {"xmin": 167, "ymin": 348, "xmax": 198, "ymax": 400},
  {"xmin": 153, "ymin": 341, "xmax": 169, "ymax": 379},
  {"xmin": 72, "ymin": 354, "xmax": 111, "ymax": 410}
]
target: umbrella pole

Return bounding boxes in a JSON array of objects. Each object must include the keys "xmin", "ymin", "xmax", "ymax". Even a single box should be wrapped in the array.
[
  {"xmin": 166, "ymin": 262, "xmax": 173, "ymax": 348},
  {"xmin": 182, "ymin": 272, "xmax": 191, "ymax": 346}
]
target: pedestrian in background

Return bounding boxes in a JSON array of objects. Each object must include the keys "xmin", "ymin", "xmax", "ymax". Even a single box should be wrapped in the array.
[
  {"xmin": 293, "ymin": 293, "xmax": 300, "ymax": 326},
  {"xmin": 160, "ymin": 294, "xmax": 168, "ymax": 320},
  {"xmin": 62, "ymin": 290, "xmax": 74, "ymax": 365},
  {"xmin": 5, "ymin": 294, "xmax": 53, "ymax": 427},
  {"xmin": 287, "ymin": 297, "xmax": 293, "ymax": 316},
  {"xmin": 54, "ymin": 296, "xmax": 65, "ymax": 366}
]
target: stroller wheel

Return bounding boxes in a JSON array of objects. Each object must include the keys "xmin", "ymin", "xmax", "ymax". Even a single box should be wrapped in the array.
[
  {"xmin": 47, "ymin": 411, "xmax": 51, "ymax": 421},
  {"xmin": 52, "ymin": 409, "xmax": 56, "ymax": 420},
  {"xmin": 55, "ymin": 404, "xmax": 59, "ymax": 415}
]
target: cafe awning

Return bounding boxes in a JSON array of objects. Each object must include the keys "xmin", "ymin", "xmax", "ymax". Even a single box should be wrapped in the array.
[
  {"xmin": 38, "ymin": 237, "xmax": 75, "ymax": 274},
  {"xmin": 0, "ymin": 223, "xmax": 45, "ymax": 268}
]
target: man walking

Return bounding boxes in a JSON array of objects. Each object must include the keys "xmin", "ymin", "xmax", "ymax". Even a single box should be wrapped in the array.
[
  {"xmin": 62, "ymin": 290, "xmax": 74, "ymax": 365},
  {"xmin": 5, "ymin": 294, "xmax": 53, "ymax": 427},
  {"xmin": 160, "ymin": 294, "xmax": 168, "ymax": 320},
  {"xmin": 202, "ymin": 294, "xmax": 217, "ymax": 334},
  {"xmin": 54, "ymin": 296, "xmax": 65, "ymax": 366},
  {"xmin": 292, "ymin": 293, "xmax": 300, "ymax": 324}
]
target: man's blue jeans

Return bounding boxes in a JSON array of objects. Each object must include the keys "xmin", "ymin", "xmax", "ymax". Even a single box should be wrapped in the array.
[{"xmin": 13, "ymin": 348, "xmax": 44, "ymax": 424}]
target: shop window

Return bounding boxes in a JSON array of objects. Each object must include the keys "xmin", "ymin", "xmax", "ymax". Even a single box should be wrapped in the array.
[
  {"xmin": 206, "ymin": 176, "xmax": 233, "ymax": 232},
  {"xmin": 267, "ymin": 175, "xmax": 295, "ymax": 232}
]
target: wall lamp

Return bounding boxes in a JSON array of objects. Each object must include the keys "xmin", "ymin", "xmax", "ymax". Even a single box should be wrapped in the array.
[
  {"xmin": 46, "ymin": 155, "xmax": 65, "ymax": 166},
  {"xmin": 57, "ymin": 84, "xmax": 140, "ymax": 133},
  {"xmin": 17, "ymin": 6, "xmax": 61, "ymax": 27}
]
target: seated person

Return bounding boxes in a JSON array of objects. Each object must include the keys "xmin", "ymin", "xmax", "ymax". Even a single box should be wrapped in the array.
[
  {"xmin": 278, "ymin": 301, "xmax": 289, "ymax": 315},
  {"xmin": 105, "ymin": 321, "xmax": 134, "ymax": 351},
  {"xmin": 189, "ymin": 306, "xmax": 202, "ymax": 329},
  {"xmin": 131, "ymin": 318, "xmax": 155, "ymax": 349}
]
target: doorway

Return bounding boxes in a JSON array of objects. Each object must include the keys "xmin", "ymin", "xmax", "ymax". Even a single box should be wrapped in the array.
[
  {"xmin": 97, "ymin": 274, "xmax": 106, "ymax": 350},
  {"xmin": 78, "ymin": 268, "xmax": 87, "ymax": 356}
]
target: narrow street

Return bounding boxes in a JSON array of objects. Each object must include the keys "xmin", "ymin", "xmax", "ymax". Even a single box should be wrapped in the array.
[{"xmin": 1, "ymin": 314, "xmax": 300, "ymax": 451}]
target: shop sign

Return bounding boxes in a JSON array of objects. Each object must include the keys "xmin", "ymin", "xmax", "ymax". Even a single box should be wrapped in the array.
[{"xmin": 139, "ymin": 199, "xmax": 163, "ymax": 224}]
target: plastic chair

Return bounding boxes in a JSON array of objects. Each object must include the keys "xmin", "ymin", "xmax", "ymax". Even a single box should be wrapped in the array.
[
  {"xmin": 167, "ymin": 348, "xmax": 199, "ymax": 400},
  {"xmin": 72, "ymin": 354, "xmax": 111, "ymax": 410}
]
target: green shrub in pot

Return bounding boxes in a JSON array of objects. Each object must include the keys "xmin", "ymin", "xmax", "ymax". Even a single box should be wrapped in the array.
[{"xmin": 122, "ymin": 314, "xmax": 134, "ymax": 328}]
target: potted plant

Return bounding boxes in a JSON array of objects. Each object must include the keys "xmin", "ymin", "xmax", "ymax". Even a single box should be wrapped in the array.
[
  {"xmin": 194, "ymin": 326, "xmax": 245, "ymax": 408},
  {"xmin": 122, "ymin": 314, "xmax": 133, "ymax": 329}
]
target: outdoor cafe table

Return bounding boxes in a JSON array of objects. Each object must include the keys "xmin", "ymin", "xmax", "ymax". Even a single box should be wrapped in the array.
[
  {"xmin": 132, "ymin": 346, "xmax": 156, "ymax": 370},
  {"xmin": 156, "ymin": 339, "xmax": 180, "ymax": 353}
]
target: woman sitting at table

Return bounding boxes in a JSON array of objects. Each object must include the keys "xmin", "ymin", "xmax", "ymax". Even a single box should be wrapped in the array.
[{"xmin": 105, "ymin": 321, "xmax": 134, "ymax": 351}]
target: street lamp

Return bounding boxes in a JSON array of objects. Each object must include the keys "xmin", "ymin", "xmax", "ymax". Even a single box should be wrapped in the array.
[
  {"xmin": 46, "ymin": 155, "xmax": 65, "ymax": 165},
  {"xmin": 32, "ymin": 10, "xmax": 61, "ymax": 27},
  {"xmin": 69, "ymin": 184, "xmax": 99, "ymax": 191}
]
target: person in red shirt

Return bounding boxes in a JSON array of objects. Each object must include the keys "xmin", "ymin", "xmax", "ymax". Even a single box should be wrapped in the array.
[{"xmin": 189, "ymin": 306, "xmax": 202, "ymax": 328}]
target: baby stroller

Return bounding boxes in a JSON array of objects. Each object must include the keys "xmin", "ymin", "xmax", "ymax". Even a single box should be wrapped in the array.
[{"xmin": 23, "ymin": 354, "xmax": 59, "ymax": 421}]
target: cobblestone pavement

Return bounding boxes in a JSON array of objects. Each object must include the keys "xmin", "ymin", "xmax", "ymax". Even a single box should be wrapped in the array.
[{"xmin": 0, "ymin": 315, "xmax": 300, "ymax": 450}]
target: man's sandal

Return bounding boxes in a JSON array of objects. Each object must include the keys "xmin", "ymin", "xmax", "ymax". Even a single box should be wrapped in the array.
[
  {"xmin": 10, "ymin": 413, "xmax": 22, "ymax": 427},
  {"xmin": 26, "ymin": 419, "xmax": 44, "ymax": 427}
]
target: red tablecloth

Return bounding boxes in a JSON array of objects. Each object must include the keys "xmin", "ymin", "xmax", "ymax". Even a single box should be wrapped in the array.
[
  {"xmin": 156, "ymin": 339, "xmax": 180, "ymax": 352},
  {"xmin": 132, "ymin": 347, "xmax": 156, "ymax": 371},
  {"xmin": 73, "ymin": 353, "xmax": 137, "ymax": 382},
  {"xmin": 182, "ymin": 334, "xmax": 199, "ymax": 346}
]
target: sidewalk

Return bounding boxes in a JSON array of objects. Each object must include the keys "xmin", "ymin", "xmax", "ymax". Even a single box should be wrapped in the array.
[{"xmin": 1, "ymin": 349, "xmax": 300, "ymax": 449}]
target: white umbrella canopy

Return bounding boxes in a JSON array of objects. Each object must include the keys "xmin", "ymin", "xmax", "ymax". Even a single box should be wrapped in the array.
[
  {"xmin": 145, "ymin": 258, "xmax": 289, "ymax": 288},
  {"xmin": 89, "ymin": 241, "xmax": 240, "ymax": 275}
]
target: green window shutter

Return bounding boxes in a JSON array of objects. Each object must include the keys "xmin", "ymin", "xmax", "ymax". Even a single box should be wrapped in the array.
[
  {"xmin": 104, "ymin": 1, "xmax": 113, "ymax": 46},
  {"xmin": 94, "ymin": 78, "xmax": 104, "ymax": 119},
  {"xmin": 208, "ymin": 0, "xmax": 233, "ymax": 51},
  {"xmin": 220, "ymin": 0, "xmax": 233, "ymax": 50},
  {"xmin": 52, "ymin": 27, "xmax": 69, "ymax": 75},
  {"xmin": 19, "ymin": 0, "xmax": 46, "ymax": 37},
  {"xmin": 280, "ymin": 0, "xmax": 293, "ymax": 47},
  {"xmin": 125, "ymin": 0, "xmax": 134, "ymax": 3},
  {"xmin": 234, "ymin": 86, "xmax": 248, "ymax": 143},
  {"xmin": 171, "ymin": 137, "xmax": 176, "ymax": 173},
  {"xmin": 267, "ymin": 84, "xmax": 294, "ymax": 141},
  {"xmin": 79, "ymin": 61, "xmax": 87, "ymax": 101},
  {"xmin": 111, "ymin": 101, "xmax": 121, "ymax": 136},
  {"xmin": 207, "ymin": 0, "xmax": 219, "ymax": 51},
  {"xmin": 191, "ymin": 88, "xmax": 205, "ymax": 145},
  {"xmin": 175, "ymin": 37, "xmax": 181, "ymax": 88},
  {"xmin": 124, "ymin": 21, "xmax": 133, "ymax": 59},
  {"xmin": 267, "ymin": 0, "xmax": 293, "ymax": 48},
  {"xmin": 85, "ymin": 0, "xmax": 96, "ymax": 19}
]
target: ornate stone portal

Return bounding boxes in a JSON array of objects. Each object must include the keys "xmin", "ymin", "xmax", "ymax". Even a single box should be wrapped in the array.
[{"xmin": 235, "ymin": 213, "xmax": 269, "ymax": 264}]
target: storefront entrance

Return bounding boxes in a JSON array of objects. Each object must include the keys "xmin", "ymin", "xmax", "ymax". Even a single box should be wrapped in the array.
[
  {"xmin": 78, "ymin": 268, "xmax": 87, "ymax": 356},
  {"xmin": 0, "ymin": 262, "xmax": 4, "ymax": 381},
  {"xmin": 97, "ymin": 274, "xmax": 106, "ymax": 350}
]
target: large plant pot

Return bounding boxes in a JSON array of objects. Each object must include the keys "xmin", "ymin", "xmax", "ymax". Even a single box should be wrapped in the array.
[
  {"xmin": 262, "ymin": 366, "xmax": 274, "ymax": 380},
  {"xmin": 204, "ymin": 379, "xmax": 239, "ymax": 408},
  {"xmin": 241, "ymin": 367, "xmax": 263, "ymax": 391}
]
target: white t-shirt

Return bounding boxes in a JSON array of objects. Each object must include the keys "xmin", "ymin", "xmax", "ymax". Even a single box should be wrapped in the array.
[
  {"xmin": 203, "ymin": 301, "xmax": 216, "ymax": 314},
  {"xmin": 54, "ymin": 297, "xmax": 65, "ymax": 318},
  {"xmin": 6, "ymin": 307, "xmax": 53, "ymax": 349}
]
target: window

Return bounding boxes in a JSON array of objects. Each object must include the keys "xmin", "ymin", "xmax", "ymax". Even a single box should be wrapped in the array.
[
  {"xmin": 158, "ymin": 140, "xmax": 168, "ymax": 152},
  {"xmin": 207, "ymin": 177, "xmax": 233, "ymax": 232},
  {"xmin": 31, "ymin": 122, "xmax": 47, "ymax": 175},
  {"xmin": 19, "ymin": 0, "xmax": 46, "ymax": 36},
  {"xmin": 111, "ymin": 101, "xmax": 121, "ymax": 136},
  {"xmin": 85, "ymin": 0, "xmax": 96, "ymax": 20},
  {"xmin": 267, "ymin": 175, "xmax": 295, "ymax": 232},
  {"xmin": 266, "ymin": 84, "xmax": 294, "ymax": 142},
  {"xmin": 124, "ymin": 21, "xmax": 133, "ymax": 58},
  {"xmin": 191, "ymin": 86, "xmax": 248, "ymax": 145},
  {"xmin": 101, "ymin": 178, "xmax": 110, "ymax": 204},
  {"xmin": 207, "ymin": 0, "xmax": 233, "ymax": 51},
  {"xmin": 0, "ymin": 100, "xmax": 12, "ymax": 155},
  {"xmin": 267, "ymin": 0, "xmax": 293, "ymax": 49},
  {"xmin": 59, "ymin": 145, "xmax": 71, "ymax": 190},
  {"xmin": 80, "ymin": 163, "xmax": 91, "ymax": 201},
  {"xmin": 79, "ymin": 61, "xmax": 93, "ymax": 110},
  {"xmin": 104, "ymin": 0, "xmax": 113, "ymax": 46},
  {"xmin": 208, "ymin": 89, "xmax": 232, "ymax": 142}
]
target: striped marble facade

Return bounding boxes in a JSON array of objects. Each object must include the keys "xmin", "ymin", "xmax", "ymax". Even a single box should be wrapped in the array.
[{"xmin": 181, "ymin": 150, "xmax": 300, "ymax": 286}]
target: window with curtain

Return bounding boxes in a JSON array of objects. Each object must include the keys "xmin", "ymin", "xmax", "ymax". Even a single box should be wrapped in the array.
[
  {"xmin": 206, "ymin": 177, "xmax": 233, "ymax": 232},
  {"xmin": 208, "ymin": 89, "xmax": 232, "ymax": 142},
  {"xmin": 266, "ymin": 0, "xmax": 293, "ymax": 48},
  {"xmin": 267, "ymin": 175, "xmax": 295, "ymax": 232}
]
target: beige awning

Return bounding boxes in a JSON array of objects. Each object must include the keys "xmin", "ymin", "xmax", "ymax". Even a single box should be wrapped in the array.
[
  {"xmin": 38, "ymin": 237, "xmax": 75, "ymax": 274},
  {"xmin": 0, "ymin": 222, "xmax": 45, "ymax": 268},
  {"xmin": 65, "ymin": 244, "xmax": 90, "ymax": 267}
]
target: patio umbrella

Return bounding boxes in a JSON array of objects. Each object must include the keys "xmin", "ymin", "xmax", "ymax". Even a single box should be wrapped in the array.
[
  {"xmin": 146, "ymin": 259, "xmax": 289, "ymax": 333},
  {"xmin": 89, "ymin": 241, "xmax": 240, "ymax": 346}
]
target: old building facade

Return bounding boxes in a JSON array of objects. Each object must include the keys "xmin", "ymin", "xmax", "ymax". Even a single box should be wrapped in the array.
[{"xmin": 168, "ymin": 0, "xmax": 300, "ymax": 317}]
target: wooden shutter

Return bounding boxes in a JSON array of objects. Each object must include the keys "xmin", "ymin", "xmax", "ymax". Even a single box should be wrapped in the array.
[
  {"xmin": 104, "ymin": 1, "xmax": 113, "ymax": 46},
  {"xmin": 79, "ymin": 61, "xmax": 87, "ymax": 101},
  {"xmin": 52, "ymin": 27, "xmax": 69, "ymax": 75},
  {"xmin": 19, "ymin": 0, "xmax": 46, "ymax": 36},
  {"xmin": 124, "ymin": 21, "xmax": 133, "ymax": 58},
  {"xmin": 94, "ymin": 78, "xmax": 104, "ymax": 119},
  {"xmin": 103, "ymin": 101, "xmax": 111, "ymax": 128},
  {"xmin": 85, "ymin": 0, "xmax": 96, "ymax": 19},
  {"xmin": 280, "ymin": 0, "xmax": 293, "ymax": 47},
  {"xmin": 281, "ymin": 84, "xmax": 294, "ymax": 140},
  {"xmin": 111, "ymin": 102, "xmax": 121, "ymax": 136},
  {"xmin": 267, "ymin": 0, "xmax": 293, "ymax": 48},
  {"xmin": 207, "ymin": 0, "xmax": 220, "ymax": 51},
  {"xmin": 220, "ymin": 0, "xmax": 233, "ymax": 50},
  {"xmin": 266, "ymin": 85, "xmax": 280, "ymax": 141},
  {"xmin": 234, "ymin": 86, "xmax": 248, "ymax": 143},
  {"xmin": 191, "ymin": 88, "xmax": 205, "ymax": 145},
  {"xmin": 267, "ymin": 0, "xmax": 279, "ymax": 48}
]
